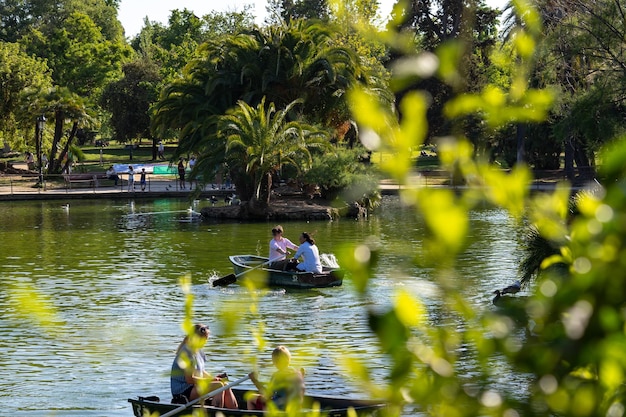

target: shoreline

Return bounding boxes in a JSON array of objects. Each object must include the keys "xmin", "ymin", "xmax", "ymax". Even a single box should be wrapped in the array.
[{"xmin": 0, "ymin": 166, "xmax": 586, "ymax": 222}]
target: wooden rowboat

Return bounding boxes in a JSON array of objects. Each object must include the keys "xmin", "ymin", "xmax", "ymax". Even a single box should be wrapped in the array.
[
  {"xmin": 128, "ymin": 387, "xmax": 385, "ymax": 417},
  {"xmin": 229, "ymin": 255, "xmax": 343, "ymax": 289}
]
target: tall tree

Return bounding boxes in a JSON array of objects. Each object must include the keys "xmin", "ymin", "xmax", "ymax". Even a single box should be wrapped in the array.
[
  {"xmin": 267, "ymin": 0, "xmax": 330, "ymax": 23},
  {"xmin": 0, "ymin": 41, "xmax": 52, "ymax": 147},
  {"xmin": 388, "ymin": 0, "xmax": 499, "ymax": 141},
  {"xmin": 21, "ymin": 86, "xmax": 95, "ymax": 174},
  {"xmin": 501, "ymin": 0, "xmax": 626, "ymax": 179},
  {"xmin": 21, "ymin": 11, "xmax": 130, "ymax": 97},
  {"xmin": 130, "ymin": 8, "xmax": 255, "ymax": 83},
  {"xmin": 152, "ymin": 19, "xmax": 386, "ymax": 199},
  {"xmin": 153, "ymin": 19, "xmax": 382, "ymax": 155},
  {"xmin": 0, "ymin": 0, "xmax": 124, "ymax": 43},
  {"xmin": 99, "ymin": 59, "xmax": 161, "ymax": 147}
]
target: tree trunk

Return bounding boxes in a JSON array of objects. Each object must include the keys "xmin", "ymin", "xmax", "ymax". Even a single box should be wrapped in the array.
[
  {"xmin": 516, "ymin": 123, "xmax": 526, "ymax": 164},
  {"xmin": 152, "ymin": 137, "xmax": 158, "ymax": 161},
  {"xmin": 564, "ymin": 136, "xmax": 575, "ymax": 181},
  {"xmin": 573, "ymin": 137, "xmax": 593, "ymax": 180},
  {"xmin": 59, "ymin": 122, "xmax": 78, "ymax": 174},
  {"xmin": 47, "ymin": 109, "xmax": 65, "ymax": 174},
  {"xmin": 34, "ymin": 123, "xmax": 41, "ymax": 170}
]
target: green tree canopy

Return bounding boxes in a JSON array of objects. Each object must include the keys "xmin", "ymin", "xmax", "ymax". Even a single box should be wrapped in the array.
[
  {"xmin": 266, "ymin": 0, "xmax": 330, "ymax": 23},
  {"xmin": 99, "ymin": 59, "xmax": 161, "ymax": 144},
  {"xmin": 21, "ymin": 86, "xmax": 96, "ymax": 174},
  {"xmin": 0, "ymin": 41, "xmax": 52, "ymax": 146},
  {"xmin": 130, "ymin": 8, "xmax": 256, "ymax": 84},
  {"xmin": 0, "ymin": 0, "xmax": 124, "ymax": 43},
  {"xmin": 152, "ymin": 19, "xmax": 388, "ymax": 184},
  {"xmin": 388, "ymin": 0, "xmax": 500, "ymax": 142},
  {"xmin": 21, "ymin": 11, "xmax": 131, "ymax": 97}
]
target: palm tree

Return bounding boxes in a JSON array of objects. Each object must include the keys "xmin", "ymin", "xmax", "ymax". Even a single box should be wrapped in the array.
[
  {"xmin": 218, "ymin": 97, "xmax": 329, "ymax": 205},
  {"xmin": 197, "ymin": 19, "xmax": 372, "ymax": 125},
  {"xmin": 20, "ymin": 86, "xmax": 95, "ymax": 174},
  {"xmin": 152, "ymin": 19, "xmax": 384, "ymax": 196}
]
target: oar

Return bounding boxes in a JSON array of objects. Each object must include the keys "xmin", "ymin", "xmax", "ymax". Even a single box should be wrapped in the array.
[
  {"xmin": 161, "ymin": 374, "xmax": 250, "ymax": 417},
  {"xmin": 212, "ymin": 259, "xmax": 272, "ymax": 287}
]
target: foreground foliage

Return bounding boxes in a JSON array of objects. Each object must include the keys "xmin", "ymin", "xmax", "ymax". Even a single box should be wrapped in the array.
[
  {"xmin": 10, "ymin": 2, "xmax": 626, "ymax": 417},
  {"xmin": 338, "ymin": 1, "xmax": 626, "ymax": 416}
]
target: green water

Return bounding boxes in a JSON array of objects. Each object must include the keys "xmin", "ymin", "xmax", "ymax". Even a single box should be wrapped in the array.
[{"xmin": 0, "ymin": 196, "xmax": 530, "ymax": 416}]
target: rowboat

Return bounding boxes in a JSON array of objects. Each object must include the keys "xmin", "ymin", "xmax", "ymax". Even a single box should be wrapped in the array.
[
  {"xmin": 229, "ymin": 254, "xmax": 343, "ymax": 288},
  {"xmin": 128, "ymin": 388, "xmax": 385, "ymax": 417}
]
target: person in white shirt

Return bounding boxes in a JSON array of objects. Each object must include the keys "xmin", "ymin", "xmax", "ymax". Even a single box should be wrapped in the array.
[
  {"xmin": 269, "ymin": 225, "xmax": 298, "ymax": 270},
  {"xmin": 188, "ymin": 155, "xmax": 197, "ymax": 189},
  {"xmin": 158, "ymin": 141, "xmax": 165, "ymax": 159},
  {"xmin": 105, "ymin": 166, "xmax": 119, "ymax": 186},
  {"xmin": 291, "ymin": 232, "xmax": 322, "ymax": 274},
  {"xmin": 127, "ymin": 165, "xmax": 135, "ymax": 191}
]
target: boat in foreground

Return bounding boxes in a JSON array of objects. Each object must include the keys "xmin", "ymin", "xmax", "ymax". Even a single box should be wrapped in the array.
[
  {"xmin": 228, "ymin": 255, "xmax": 343, "ymax": 288},
  {"xmin": 129, "ymin": 387, "xmax": 385, "ymax": 417}
]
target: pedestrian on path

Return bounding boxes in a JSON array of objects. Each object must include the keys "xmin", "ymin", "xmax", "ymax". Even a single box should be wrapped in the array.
[
  {"xmin": 140, "ymin": 168, "xmax": 147, "ymax": 191},
  {"xmin": 127, "ymin": 165, "xmax": 135, "ymax": 192},
  {"xmin": 188, "ymin": 155, "xmax": 196, "ymax": 190},
  {"xmin": 158, "ymin": 141, "xmax": 165, "ymax": 160},
  {"xmin": 178, "ymin": 158, "xmax": 186, "ymax": 190}
]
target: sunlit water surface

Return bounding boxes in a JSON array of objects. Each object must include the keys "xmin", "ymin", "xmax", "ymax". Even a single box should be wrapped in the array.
[{"xmin": 0, "ymin": 196, "xmax": 531, "ymax": 416}]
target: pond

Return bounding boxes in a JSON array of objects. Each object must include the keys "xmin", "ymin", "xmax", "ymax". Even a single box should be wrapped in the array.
[{"xmin": 0, "ymin": 195, "xmax": 530, "ymax": 416}]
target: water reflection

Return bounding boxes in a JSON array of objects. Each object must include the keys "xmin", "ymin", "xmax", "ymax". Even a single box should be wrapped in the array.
[{"xmin": 0, "ymin": 196, "xmax": 530, "ymax": 416}]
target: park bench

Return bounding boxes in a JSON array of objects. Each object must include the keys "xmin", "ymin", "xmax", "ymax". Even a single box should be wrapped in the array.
[{"xmin": 64, "ymin": 173, "xmax": 117, "ymax": 189}]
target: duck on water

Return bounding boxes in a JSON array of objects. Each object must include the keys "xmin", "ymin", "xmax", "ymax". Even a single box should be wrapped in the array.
[{"xmin": 492, "ymin": 280, "xmax": 521, "ymax": 306}]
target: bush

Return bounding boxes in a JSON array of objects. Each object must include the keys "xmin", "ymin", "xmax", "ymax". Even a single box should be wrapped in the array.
[{"xmin": 302, "ymin": 147, "xmax": 380, "ymax": 206}]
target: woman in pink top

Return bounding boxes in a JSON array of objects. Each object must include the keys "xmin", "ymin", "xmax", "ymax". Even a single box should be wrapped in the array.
[{"xmin": 269, "ymin": 225, "xmax": 298, "ymax": 270}]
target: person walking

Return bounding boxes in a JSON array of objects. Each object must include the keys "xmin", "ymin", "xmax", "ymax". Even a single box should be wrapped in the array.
[
  {"xmin": 188, "ymin": 156, "xmax": 196, "ymax": 190},
  {"xmin": 140, "ymin": 168, "xmax": 147, "ymax": 191},
  {"xmin": 158, "ymin": 141, "xmax": 165, "ymax": 160},
  {"xmin": 177, "ymin": 158, "xmax": 186, "ymax": 190},
  {"xmin": 127, "ymin": 165, "xmax": 135, "ymax": 192}
]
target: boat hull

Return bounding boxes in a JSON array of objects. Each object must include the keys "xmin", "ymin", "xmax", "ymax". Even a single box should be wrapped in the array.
[
  {"xmin": 229, "ymin": 255, "xmax": 343, "ymax": 288},
  {"xmin": 129, "ymin": 388, "xmax": 384, "ymax": 417}
]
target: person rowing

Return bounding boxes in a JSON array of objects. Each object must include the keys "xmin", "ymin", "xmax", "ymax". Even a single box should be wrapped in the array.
[
  {"xmin": 170, "ymin": 323, "xmax": 238, "ymax": 408},
  {"xmin": 268, "ymin": 225, "xmax": 298, "ymax": 270}
]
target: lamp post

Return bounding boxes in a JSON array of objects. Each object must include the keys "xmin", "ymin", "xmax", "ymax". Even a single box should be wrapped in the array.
[{"xmin": 36, "ymin": 115, "xmax": 46, "ymax": 187}]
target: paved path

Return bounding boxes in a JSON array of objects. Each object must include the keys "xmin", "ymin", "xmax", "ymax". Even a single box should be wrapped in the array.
[
  {"xmin": 0, "ymin": 167, "xmax": 237, "ymax": 201},
  {"xmin": 0, "ymin": 165, "xmax": 561, "ymax": 201}
]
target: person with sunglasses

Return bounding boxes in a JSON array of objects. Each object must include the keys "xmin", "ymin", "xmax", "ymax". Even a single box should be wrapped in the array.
[
  {"xmin": 268, "ymin": 225, "xmax": 298, "ymax": 270},
  {"xmin": 170, "ymin": 324, "xmax": 238, "ymax": 408}
]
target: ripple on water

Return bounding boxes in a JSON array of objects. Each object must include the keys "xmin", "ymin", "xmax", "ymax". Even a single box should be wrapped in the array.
[{"xmin": 0, "ymin": 198, "xmax": 532, "ymax": 415}]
